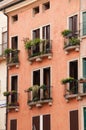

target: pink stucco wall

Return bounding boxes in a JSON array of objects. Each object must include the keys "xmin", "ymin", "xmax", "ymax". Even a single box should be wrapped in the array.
[{"xmin": 6, "ymin": 0, "xmax": 86, "ymax": 130}]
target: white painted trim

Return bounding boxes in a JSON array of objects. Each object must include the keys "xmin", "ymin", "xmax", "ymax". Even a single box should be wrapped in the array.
[
  {"xmin": 40, "ymin": 115, "xmax": 43, "ymax": 130},
  {"xmin": 5, "ymin": 0, "xmax": 37, "ymax": 13}
]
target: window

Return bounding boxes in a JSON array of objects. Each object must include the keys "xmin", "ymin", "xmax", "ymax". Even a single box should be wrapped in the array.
[
  {"xmin": 83, "ymin": 12, "xmax": 86, "ymax": 35},
  {"xmin": 0, "ymin": 31, "xmax": 7, "ymax": 55},
  {"xmin": 11, "ymin": 36, "xmax": 18, "ymax": 49},
  {"xmin": 32, "ymin": 67, "xmax": 51, "ymax": 99},
  {"xmin": 10, "ymin": 119, "xmax": 17, "ymax": 130},
  {"xmin": 11, "ymin": 76, "xmax": 18, "ymax": 103},
  {"xmin": 69, "ymin": 60, "xmax": 78, "ymax": 94},
  {"xmin": 12, "ymin": 15, "xmax": 18, "ymax": 22},
  {"xmin": 70, "ymin": 110, "xmax": 79, "ymax": 130},
  {"xmin": 43, "ymin": 1, "xmax": 50, "ymax": 11},
  {"xmin": 42, "ymin": 25, "xmax": 50, "ymax": 40},
  {"xmin": 69, "ymin": 15, "xmax": 78, "ymax": 36},
  {"xmin": 33, "ymin": 6, "xmax": 39, "ymax": 15},
  {"xmin": 32, "ymin": 114, "xmax": 50, "ymax": 130}
]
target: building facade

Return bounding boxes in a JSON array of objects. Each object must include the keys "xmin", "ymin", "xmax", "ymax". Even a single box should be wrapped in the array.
[
  {"xmin": 1, "ymin": 0, "xmax": 86, "ymax": 130},
  {"xmin": 0, "ymin": 11, "xmax": 7, "ymax": 130}
]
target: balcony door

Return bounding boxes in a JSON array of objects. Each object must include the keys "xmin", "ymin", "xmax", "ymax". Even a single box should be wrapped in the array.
[
  {"xmin": 69, "ymin": 60, "xmax": 78, "ymax": 94},
  {"xmin": 11, "ymin": 76, "xmax": 18, "ymax": 103}
]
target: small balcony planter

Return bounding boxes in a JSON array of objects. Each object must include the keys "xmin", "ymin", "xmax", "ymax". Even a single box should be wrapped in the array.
[
  {"xmin": 61, "ymin": 29, "xmax": 72, "ymax": 37},
  {"xmin": 4, "ymin": 48, "xmax": 12, "ymax": 55},
  {"xmin": 61, "ymin": 77, "xmax": 76, "ymax": 84},
  {"xmin": 24, "ymin": 38, "xmax": 43, "ymax": 49},
  {"xmin": 3, "ymin": 90, "xmax": 17, "ymax": 96},
  {"xmin": 3, "ymin": 91, "xmax": 11, "ymax": 96}
]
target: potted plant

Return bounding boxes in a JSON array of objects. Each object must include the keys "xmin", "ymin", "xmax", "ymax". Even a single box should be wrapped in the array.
[
  {"xmin": 61, "ymin": 29, "xmax": 72, "ymax": 37},
  {"xmin": 10, "ymin": 90, "xmax": 17, "ymax": 95},
  {"xmin": 61, "ymin": 77, "xmax": 75, "ymax": 84},
  {"xmin": 3, "ymin": 91, "xmax": 10, "ymax": 96},
  {"xmin": 4, "ymin": 48, "xmax": 12, "ymax": 55},
  {"xmin": 69, "ymin": 37, "xmax": 80, "ymax": 46}
]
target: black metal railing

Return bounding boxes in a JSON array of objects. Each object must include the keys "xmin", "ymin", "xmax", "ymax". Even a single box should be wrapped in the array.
[
  {"xmin": 6, "ymin": 49, "xmax": 19, "ymax": 64},
  {"xmin": 64, "ymin": 79, "xmax": 86, "ymax": 97},
  {"xmin": 28, "ymin": 85, "xmax": 52, "ymax": 103},
  {"xmin": 29, "ymin": 40, "xmax": 52, "ymax": 58}
]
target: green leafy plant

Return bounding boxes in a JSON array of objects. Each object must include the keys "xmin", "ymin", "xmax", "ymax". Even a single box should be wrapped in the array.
[
  {"xmin": 24, "ymin": 38, "xmax": 43, "ymax": 49},
  {"xmin": 4, "ymin": 48, "xmax": 12, "ymax": 55},
  {"xmin": 69, "ymin": 37, "xmax": 80, "ymax": 45},
  {"xmin": 3, "ymin": 91, "xmax": 10, "ymax": 96},
  {"xmin": 61, "ymin": 29, "xmax": 72, "ymax": 37},
  {"xmin": 61, "ymin": 77, "xmax": 75, "ymax": 84}
]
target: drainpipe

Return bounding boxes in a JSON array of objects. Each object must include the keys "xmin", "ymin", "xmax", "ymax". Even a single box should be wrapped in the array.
[{"xmin": 3, "ymin": 9, "xmax": 9, "ymax": 130}]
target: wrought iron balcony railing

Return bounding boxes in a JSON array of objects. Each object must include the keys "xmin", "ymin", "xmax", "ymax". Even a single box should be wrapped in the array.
[
  {"xmin": 26, "ymin": 85, "xmax": 52, "ymax": 107},
  {"xmin": 5, "ymin": 49, "xmax": 19, "ymax": 66},
  {"xmin": 28, "ymin": 40, "xmax": 52, "ymax": 61},
  {"xmin": 63, "ymin": 79, "xmax": 86, "ymax": 100}
]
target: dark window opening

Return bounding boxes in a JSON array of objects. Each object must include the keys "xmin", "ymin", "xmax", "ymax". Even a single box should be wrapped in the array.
[
  {"xmin": 33, "ymin": 70, "xmax": 40, "ymax": 86},
  {"xmin": 33, "ymin": 70, "xmax": 40, "ymax": 100},
  {"xmin": 11, "ymin": 76, "xmax": 18, "ymax": 103},
  {"xmin": 33, "ymin": 6, "xmax": 39, "ymax": 15},
  {"xmin": 10, "ymin": 119, "xmax": 17, "ymax": 130},
  {"xmin": 32, "ymin": 29, "xmax": 40, "ymax": 54},
  {"xmin": 11, "ymin": 36, "xmax": 18, "ymax": 50},
  {"xmin": 43, "ymin": 2, "xmax": 50, "ymax": 11},
  {"xmin": 43, "ymin": 67, "xmax": 50, "ymax": 98},
  {"xmin": 12, "ymin": 15, "xmax": 18, "ymax": 22},
  {"xmin": 69, "ymin": 60, "xmax": 78, "ymax": 94}
]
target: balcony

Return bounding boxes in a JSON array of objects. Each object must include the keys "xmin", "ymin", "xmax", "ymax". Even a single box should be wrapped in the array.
[
  {"xmin": 24, "ymin": 39, "xmax": 52, "ymax": 63},
  {"xmin": 61, "ymin": 30, "xmax": 80, "ymax": 54},
  {"xmin": 5, "ymin": 49, "xmax": 20, "ymax": 68},
  {"xmin": 3, "ymin": 90, "xmax": 19, "ymax": 111},
  {"xmin": 0, "ymin": 43, "xmax": 7, "ymax": 61},
  {"xmin": 26, "ymin": 85, "xmax": 52, "ymax": 108},
  {"xmin": 61, "ymin": 78, "xmax": 86, "ymax": 102}
]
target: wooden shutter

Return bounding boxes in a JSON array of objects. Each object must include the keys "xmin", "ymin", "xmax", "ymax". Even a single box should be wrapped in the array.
[
  {"xmin": 32, "ymin": 116, "xmax": 40, "ymax": 130},
  {"xmin": 83, "ymin": 58, "xmax": 86, "ymax": 93},
  {"xmin": 83, "ymin": 12, "xmax": 86, "ymax": 35},
  {"xmin": 70, "ymin": 110, "xmax": 79, "ymax": 130},
  {"xmin": 10, "ymin": 119, "xmax": 17, "ymax": 130},
  {"xmin": 43, "ymin": 114, "xmax": 50, "ymax": 130},
  {"xmin": 69, "ymin": 15, "xmax": 77, "ymax": 35},
  {"xmin": 83, "ymin": 107, "xmax": 86, "ymax": 130}
]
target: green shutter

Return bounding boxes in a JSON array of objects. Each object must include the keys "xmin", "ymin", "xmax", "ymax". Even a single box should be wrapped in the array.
[
  {"xmin": 83, "ymin": 58, "xmax": 86, "ymax": 92},
  {"xmin": 83, "ymin": 12, "xmax": 86, "ymax": 35},
  {"xmin": 84, "ymin": 108, "xmax": 86, "ymax": 130}
]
